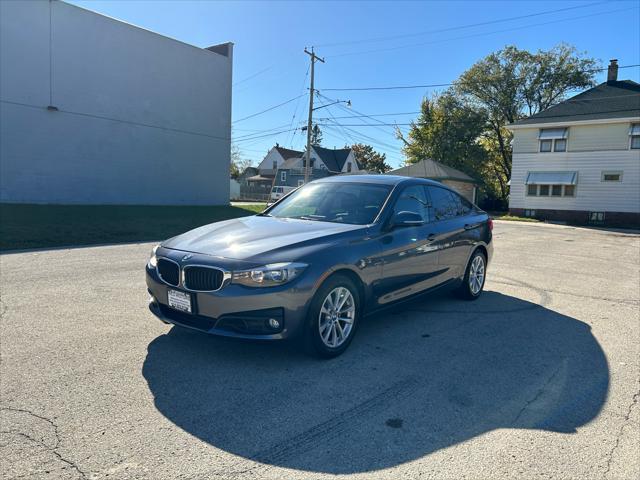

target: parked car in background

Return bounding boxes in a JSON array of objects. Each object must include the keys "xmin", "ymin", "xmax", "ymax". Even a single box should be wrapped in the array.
[
  {"xmin": 270, "ymin": 185, "xmax": 296, "ymax": 200},
  {"xmin": 146, "ymin": 175, "xmax": 493, "ymax": 357}
]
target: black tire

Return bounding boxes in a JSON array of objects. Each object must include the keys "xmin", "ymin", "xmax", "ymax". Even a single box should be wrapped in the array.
[
  {"xmin": 456, "ymin": 249, "xmax": 487, "ymax": 301},
  {"xmin": 304, "ymin": 274, "xmax": 361, "ymax": 358}
]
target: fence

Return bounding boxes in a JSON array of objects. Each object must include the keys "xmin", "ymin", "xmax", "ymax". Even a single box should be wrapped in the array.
[{"xmin": 239, "ymin": 184, "xmax": 271, "ymax": 202}]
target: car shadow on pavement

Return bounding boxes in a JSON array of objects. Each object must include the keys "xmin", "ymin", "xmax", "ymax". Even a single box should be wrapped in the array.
[{"xmin": 142, "ymin": 290, "xmax": 608, "ymax": 475}]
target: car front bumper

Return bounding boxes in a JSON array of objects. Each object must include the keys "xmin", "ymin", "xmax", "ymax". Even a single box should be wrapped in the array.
[{"xmin": 145, "ymin": 263, "xmax": 314, "ymax": 341}]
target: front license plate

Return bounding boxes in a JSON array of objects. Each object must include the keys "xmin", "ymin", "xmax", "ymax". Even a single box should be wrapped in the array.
[{"xmin": 167, "ymin": 289, "xmax": 192, "ymax": 313}]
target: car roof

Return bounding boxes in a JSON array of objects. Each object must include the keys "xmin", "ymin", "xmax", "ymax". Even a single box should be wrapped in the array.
[{"xmin": 314, "ymin": 174, "xmax": 444, "ymax": 187}]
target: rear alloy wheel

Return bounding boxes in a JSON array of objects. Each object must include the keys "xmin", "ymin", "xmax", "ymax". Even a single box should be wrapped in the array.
[
  {"xmin": 306, "ymin": 275, "xmax": 360, "ymax": 358},
  {"xmin": 457, "ymin": 250, "xmax": 486, "ymax": 300}
]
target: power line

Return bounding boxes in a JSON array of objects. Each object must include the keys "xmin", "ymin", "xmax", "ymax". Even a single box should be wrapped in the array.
[
  {"xmin": 233, "ymin": 94, "xmax": 306, "ymax": 124},
  {"xmin": 234, "ymin": 127, "xmax": 301, "ymax": 143},
  {"xmin": 287, "ymin": 64, "xmax": 311, "ymax": 147},
  {"xmin": 320, "ymin": 64, "xmax": 640, "ymax": 92},
  {"xmin": 317, "ymin": 111, "xmax": 421, "ymax": 119},
  {"xmin": 324, "ymin": 6, "xmax": 638, "ymax": 59},
  {"xmin": 315, "ymin": 1, "xmax": 607, "ymax": 48},
  {"xmin": 233, "ymin": 123, "xmax": 297, "ymax": 140},
  {"xmin": 233, "ymin": 66, "xmax": 274, "ymax": 87}
]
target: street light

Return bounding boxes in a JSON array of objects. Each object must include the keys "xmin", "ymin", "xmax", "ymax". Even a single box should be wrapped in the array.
[{"xmin": 312, "ymin": 99, "xmax": 351, "ymax": 112}]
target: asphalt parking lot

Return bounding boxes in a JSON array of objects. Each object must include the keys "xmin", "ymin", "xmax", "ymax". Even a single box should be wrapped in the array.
[{"xmin": 1, "ymin": 221, "xmax": 639, "ymax": 480}]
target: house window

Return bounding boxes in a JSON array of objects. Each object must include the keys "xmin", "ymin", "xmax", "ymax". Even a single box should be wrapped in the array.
[
  {"xmin": 589, "ymin": 212, "xmax": 605, "ymax": 223},
  {"xmin": 553, "ymin": 139, "xmax": 567, "ymax": 152},
  {"xmin": 281, "ymin": 171, "xmax": 286, "ymax": 182},
  {"xmin": 539, "ymin": 139, "xmax": 552, "ymax": 152},
  {"xmin": 539, "ymin": 128, "xmax": 568, "ymax": 153},
  {"xmin": 630, "ymin": 124, "xmax": 640, "ymax": 149},
  {"xmin": 526, "ymin": 184, "xmax": 575, "ymax": 197},
  {"xmin": 602, "ymin": 171, "xmax": 623, "ymax": 182},
  {"xmin": 524, "ymin": 209, "xmax": 536, "ymax": 217},
  {"xmin": 272, "ymin": 160, "xmax": 277, "ymax": 170},
  {"xmin": 347, "ymin": 162, "xmax": 352, "ymax": 172}
]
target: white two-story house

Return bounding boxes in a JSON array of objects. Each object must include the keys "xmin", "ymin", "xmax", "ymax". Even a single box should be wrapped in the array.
[{"xmin": 508, "ymin": 60, "xmax": 640, "ymax": 227}]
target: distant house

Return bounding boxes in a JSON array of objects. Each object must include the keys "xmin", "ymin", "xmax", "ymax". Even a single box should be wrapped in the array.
[
  {"xmin": 387, "ymin": 158, "xmax": 479, "ymax": 203},
  {"xmin": 270, "ymin": 146, "xmax": 360, "ymax": 188},
  {"xmin": 257, "ymin": 145, "xmax": 305, "ymax": 178},
  {"xmin": 237, "ymin": 166, "xmax": 259, "ymax": 184},
  {"xmin": 507, "ymin": 60, "xmax": 640, "ymax": 227}
]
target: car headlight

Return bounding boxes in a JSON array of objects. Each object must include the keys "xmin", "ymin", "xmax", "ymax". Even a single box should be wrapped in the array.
[
  {"xmin": 148, "ymin": 244, "xmax": 159, "ymax": 268},
  {"xmin": 232, "ymin": 262, "xmax": 307, "ymax": 287}
]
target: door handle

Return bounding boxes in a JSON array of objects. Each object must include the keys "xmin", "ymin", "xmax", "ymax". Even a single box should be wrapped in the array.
[
  {"xmin": 427, "ymin": 233, "xmax": 436, "ymax": 242},
  {"xmin": 464, "ymin": 223, "xmax": 479, "ymax": 231}
]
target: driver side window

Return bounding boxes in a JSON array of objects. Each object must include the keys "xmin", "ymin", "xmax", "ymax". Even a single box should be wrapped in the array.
[{"xmin": 394, "ymin": 185, "xmax": 430, "ymax": 223}]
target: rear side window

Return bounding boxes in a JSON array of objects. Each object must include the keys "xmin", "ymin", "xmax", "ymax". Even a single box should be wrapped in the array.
[
  {"xmin": 449, "ymin": 191, "xmax": 474, "ymax": 216},
  {"xmin": 394, "ymin": 185, "xmax": 430, "ymax": 222},
  {"xmin": 426, "ymin": 186, "xmax": 458, "ymax": 221}
]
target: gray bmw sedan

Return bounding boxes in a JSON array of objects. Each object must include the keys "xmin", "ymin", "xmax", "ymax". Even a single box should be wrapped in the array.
[{"xmin": 146, "ymin": 175, "xmax": 493, "ymax": 357}]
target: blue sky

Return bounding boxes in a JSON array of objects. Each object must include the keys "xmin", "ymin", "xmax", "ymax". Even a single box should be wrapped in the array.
[{"xmin": 70, "ymin": 0, "xmax": 640, "ymax": 168}]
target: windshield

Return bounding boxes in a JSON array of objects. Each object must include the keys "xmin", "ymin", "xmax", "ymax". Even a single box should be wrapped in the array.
[{"xmin": 266, "ymin": 182, "xmax": 391, "ymax": 225}]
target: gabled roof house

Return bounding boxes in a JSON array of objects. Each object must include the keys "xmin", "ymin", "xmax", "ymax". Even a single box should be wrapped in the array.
[
  {"xmin": 387, "ymin": 158, "xmax": 479, "ymax": 203},
  {"xmin": 507, "ymin": 59, "xmax": 640, "ymax": 227},
  {"xmin": 273, "ymin": 146, "xmax": 360, "ymax": 188}
]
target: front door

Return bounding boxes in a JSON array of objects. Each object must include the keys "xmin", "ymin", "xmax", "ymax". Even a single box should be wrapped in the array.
[{"xmin": 374, "ymin": 185, "xmax": 444, "ymax": 305}]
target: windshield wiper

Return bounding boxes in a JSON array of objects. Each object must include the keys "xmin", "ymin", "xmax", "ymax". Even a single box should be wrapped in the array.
[{"xmin": 298, "ymin": 214, "xmax": 326, "ymax": 221}]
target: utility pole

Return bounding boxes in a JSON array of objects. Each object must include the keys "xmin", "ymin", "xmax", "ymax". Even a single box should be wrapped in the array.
[{"xmin": 304, "ymin": 47, "xmax": 324, "ymax": 184}]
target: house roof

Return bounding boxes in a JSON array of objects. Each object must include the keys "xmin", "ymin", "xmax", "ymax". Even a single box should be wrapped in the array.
[
  {"xmin": 281, "ymin": 157, "xmax": 302, "ymax": 169},
  {"xmin": 512, "ymin": 80, "xmax": 640, "ymax": 126},
  {"xmin": 312, "ymin": 146, "xmax": 354, "ymax": 172},
  {"xmin": 387, "ymin": 158, "xmax": 478, "ymax": 183},
  {"xmin": 275, "ymin": 146, "xmax": 304, "ymax": 160}
]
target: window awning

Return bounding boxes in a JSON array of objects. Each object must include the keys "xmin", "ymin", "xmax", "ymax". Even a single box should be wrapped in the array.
[
  {"xmin": 539, "ymin": 128, "xmax": 568, "ymax": 139},
  {"xmin": 525, "ymin": 171, "xmax": 578, "ymax": 185},
  {"xmin": 630, "ymin": 123, "xmax": 640, "ymax": 135}
]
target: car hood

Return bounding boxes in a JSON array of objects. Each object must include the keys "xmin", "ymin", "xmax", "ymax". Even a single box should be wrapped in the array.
[{"xmin": 161, "ymin": 215, "xmax": 366, "ymax": 261}]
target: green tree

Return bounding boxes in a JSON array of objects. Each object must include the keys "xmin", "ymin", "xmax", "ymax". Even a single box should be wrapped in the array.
[
  {"xmin": 310, "ymin": 124, "xmax": 323, "ymax": 146},
  {"xmin": 401, "ymin": 44, "xmax": 598, "ymax": 203},
  {"xmin": 230, "ymin": 143, "xmax": 253, "ymax": 180},
  {"xmin": 400, "ymin": 92, "xmax": 488, "ymax": 178},
  {"xmin": 351, "ymin": 143, "xmax": 391, "ymax": 173}
]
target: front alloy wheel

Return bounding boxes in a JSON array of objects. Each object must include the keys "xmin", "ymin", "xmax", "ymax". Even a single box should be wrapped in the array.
[
  {"xmin": 318, "ymin": 287, "xmax": 355, "ymax": 348},
  {"xmin": 306, "ymin": 274, "xmax": 360, "ymax": 358}
]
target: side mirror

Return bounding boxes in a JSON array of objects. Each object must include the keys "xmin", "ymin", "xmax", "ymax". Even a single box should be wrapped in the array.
[{"xmin": 392, "ymin": 211, "xmax": 424, "ymax": 228}]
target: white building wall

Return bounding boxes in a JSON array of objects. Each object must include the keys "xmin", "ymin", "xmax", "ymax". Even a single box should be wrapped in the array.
[
  {"xmin": 510, "ymin": 150, "xmax": 640, "ymax": 213},
  {"xmin": 257, "ymin": 148, "xmax": 284, "ymax": 174},
  {"xmin": 340, "ymin": 151, "xmax": 359, "ymax": 173},
  {"xmin": 513, "ymin": 124, "xmax": 633, "ymax": 155},
  {"xmin": 0, "ymin": 0, "xmax": 232, "ymax": 205}
]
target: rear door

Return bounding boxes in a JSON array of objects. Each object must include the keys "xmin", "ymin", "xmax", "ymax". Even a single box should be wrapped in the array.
[{"xmin": 424, "ymin": 185, "xmax": 470, "ymax": 281}]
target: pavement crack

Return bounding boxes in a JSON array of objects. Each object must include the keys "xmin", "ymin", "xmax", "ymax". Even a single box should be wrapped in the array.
[
  {"xmin": 512, "ymin": 362, "xmax": 564, "ymax": 425},
  {"xmin": 603, "ymin": 389, "xmax": 640, "ymax": 479},
  {"xmin": 1, "ymin": 406, "xmax": 88, "ymax": 479}
]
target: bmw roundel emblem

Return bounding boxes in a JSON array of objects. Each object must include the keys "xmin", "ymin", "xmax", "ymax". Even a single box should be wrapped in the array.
[{"xmin": 182, "ymin": 254, "xmax": 193, "ymax": 262}]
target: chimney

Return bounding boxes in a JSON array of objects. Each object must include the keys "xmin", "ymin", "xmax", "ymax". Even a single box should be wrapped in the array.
[{"xmin": 607, "ymin": 59, "xmax": 618, "ymax": 83}]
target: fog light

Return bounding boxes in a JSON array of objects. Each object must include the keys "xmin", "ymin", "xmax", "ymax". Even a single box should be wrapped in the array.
[{"xmin": 268, "ymin": 318, "xmax": 280, "ymax": 329}]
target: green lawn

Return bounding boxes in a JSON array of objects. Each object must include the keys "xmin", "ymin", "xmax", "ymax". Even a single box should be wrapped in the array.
[
  {"xmin": 0, "ymin": 203, "xmax": 266, "ymax": 251},
  {"xmin": 489, "ymin": 212, "xmax": 541, "ymax": 223}
]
